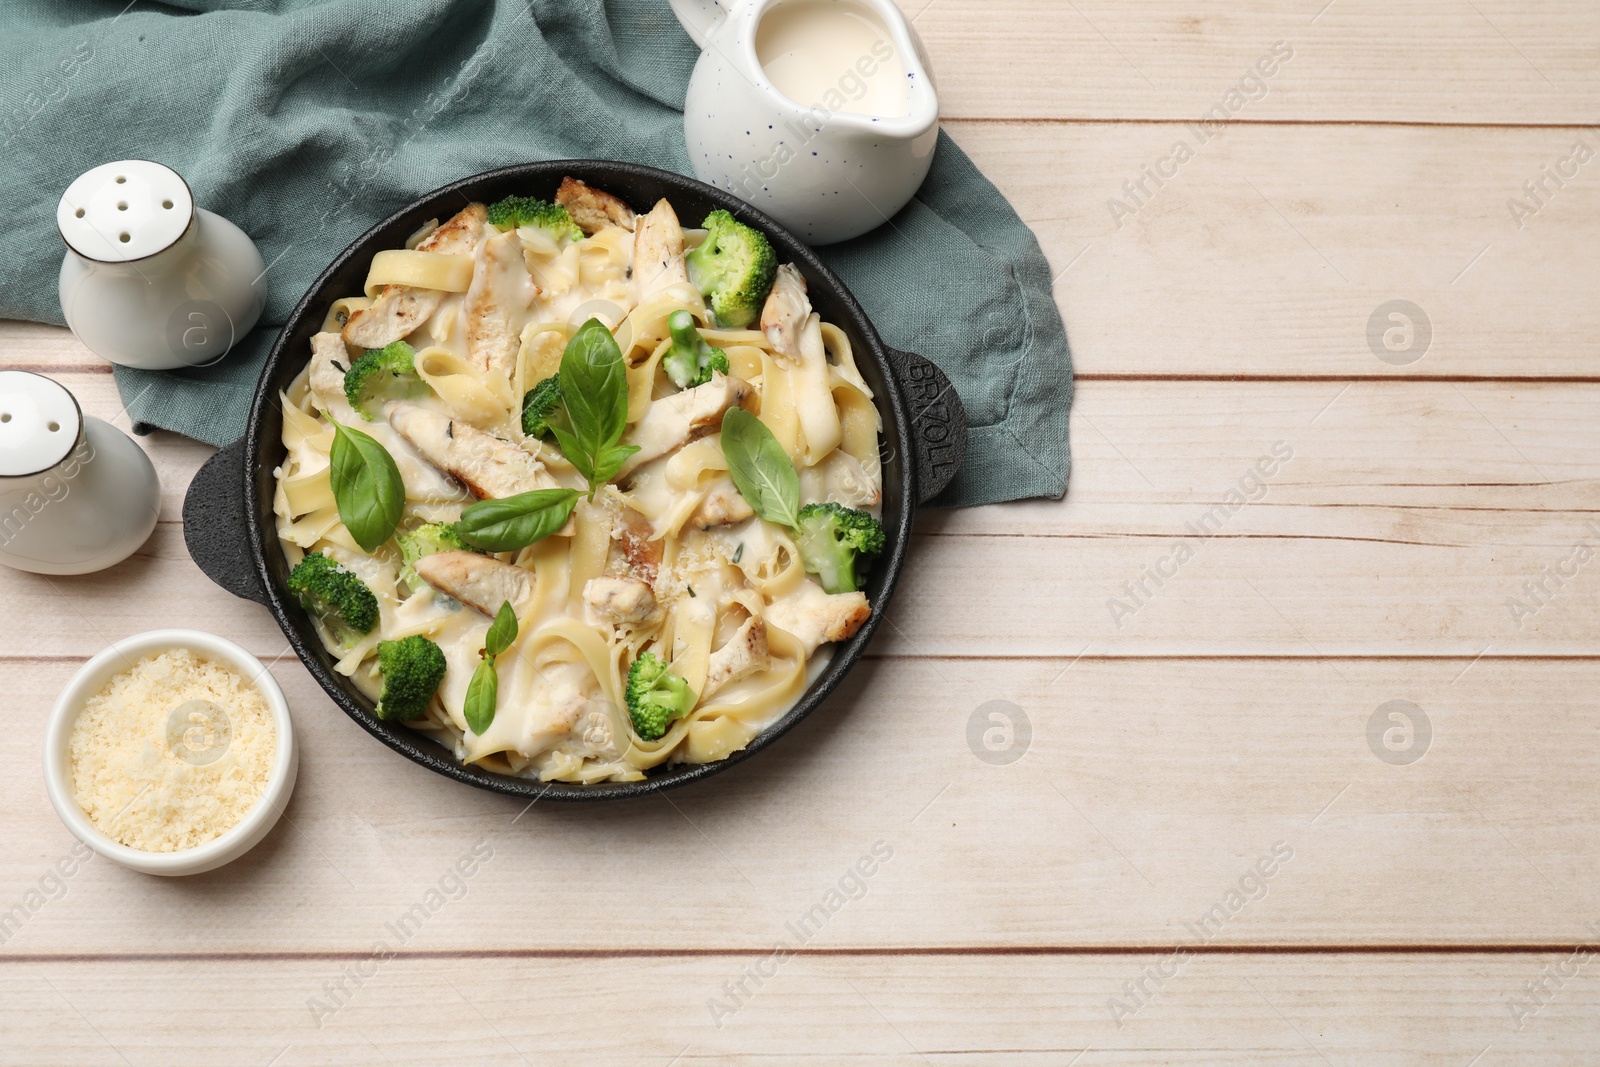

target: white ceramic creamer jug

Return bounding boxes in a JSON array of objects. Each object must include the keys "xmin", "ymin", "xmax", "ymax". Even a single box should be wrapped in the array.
[
  {"xmin": 672, "ymin": 0, "xmax": 940, "ymax": 245},
  {"xmin": 0, "ymin": 371, "xmax": 160, "ymax": 575}
]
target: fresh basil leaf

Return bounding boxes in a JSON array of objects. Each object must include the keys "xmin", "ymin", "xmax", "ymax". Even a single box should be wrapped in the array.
[
  {"xmin": 330, "ymin": 421, "xmax": 405, "ymax": 552},
  {"xmin": 465, "ymin": 601, "xmax": 517, "ymax": 734},
  {"xmin": 463, "ymin": 658, "xmax": 498, "ymax": 735},
  {"xmin": 590, "ymin": 441, "xmax": 640, "ymax": 486},
  {"xmin": 554, "ymin": 318, "xmax": 636, "ymax": 495},
  {"xmin": 548, "ymin": 430, "xmax": 638, "ymax": 493},
  {"xmin": 720, "ymin": 408, "xmax": 800, "ymax": 529},
  {"xmin": 560, "ymin": 318, "xmax": 630, "ymax": 450},
  {"xmin": 458, "ymin": 489, "xmax": 580, "ymax": 552},
  {"xmin": 549, "ymin": 423, "xmax": 594, "ymax": 487},
  {"xmin": 485, "ymin": 599, "xmax": 519, "ymax": 658}
]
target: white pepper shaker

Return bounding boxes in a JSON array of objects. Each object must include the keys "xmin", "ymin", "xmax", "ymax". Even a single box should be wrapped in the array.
[
  {"xmin": 56, "ymin": 160, "xmax": 266, "ymax": 371},
  {"xmin": 0, "ymin": 372, "xmax": 160, "ymax": 575}
]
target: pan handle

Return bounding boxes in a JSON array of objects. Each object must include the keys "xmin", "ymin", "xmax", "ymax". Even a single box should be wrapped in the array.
[
  {"xmin": 183, "ymin": 438, "xmax": 269, "ymax": 606},
  {"xmin": 886, "ymin": 348, "xmax": 967, "ymax": 505}
]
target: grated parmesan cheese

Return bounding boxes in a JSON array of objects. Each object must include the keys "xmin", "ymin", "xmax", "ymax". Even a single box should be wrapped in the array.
[{"xmin": 68, "ymin": 648, "xmax": 277, "ymax": 852}]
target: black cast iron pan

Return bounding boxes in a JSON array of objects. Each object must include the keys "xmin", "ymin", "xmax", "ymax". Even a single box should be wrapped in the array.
[{"xmin": 183, "ymin": 160, "xmax": 966, "ymax": 800}]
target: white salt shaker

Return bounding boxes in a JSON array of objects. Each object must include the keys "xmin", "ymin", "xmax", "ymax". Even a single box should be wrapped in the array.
[
  {"xmin": 0, "ymin": 371, "xmax": 160, "ymax": 575},
  {"xmin": 57, "ymin": 160, "xmax": 266, "ymax": 371}
]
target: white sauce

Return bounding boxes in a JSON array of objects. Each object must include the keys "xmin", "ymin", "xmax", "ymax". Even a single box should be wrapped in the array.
[{"xmin": 755, "ymin": 0, "xmax": 909, "ymax": 118}]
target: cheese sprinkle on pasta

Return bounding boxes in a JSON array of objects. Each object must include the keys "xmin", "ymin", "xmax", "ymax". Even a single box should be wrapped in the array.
[{"xmin": 68, "ymin": 649, "xmax": 276, "ymax": 852}]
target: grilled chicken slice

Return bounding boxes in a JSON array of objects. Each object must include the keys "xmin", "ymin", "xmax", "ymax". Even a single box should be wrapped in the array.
[
  {"xmin": 582, "ymin": 576, "xmax": 656, "ymax": 627},
  {"xmin": 792, "ymin": 313, "xmax": 843, "ymax": 463},
  {"xmin": 387, "ymin": 402, "xmax": 552, "ymax": 500},
  {"xmin": 414, "ymin": 551, "xmax": 535, "ymax": 618},
  {"xmin": 308, "ymin": 332, "xmax": 355, "ymax": 417},
  {"xmin": 342, "ymin": 288, "xmax": 443, "ymax": 353},
  {"xmin": 702, "ymin": 617, "xmax": 770, "ymax": 700},
  {"xmin": 633, "ymin": 198, "xmax": 689, "ymax": 301},
  {"xmin": 689, "ymin": 477, "xmax": 755, "ymax": 530},
  {"xmin": 616, "ymin": 507, "xmax": 663, "ymax": 586},
  {"xmin": 556, "ymin": 177, "xmax": 637, "ymax": 235},
  {"xmin": 342, "ymin": 203, "xmax": 486, "ymax": 349},
  {"xmin": 306, "ymin": 334, "xmax": 467, "ymax": 500},
  {"xmin": 464, "ymin": 228, "xmax": 539, "ymax": 378},
  {"xmin": 527, "ymin": 659, "xmax": 603, "ymax": 752},
  {"xmin": 766, "ymin": 583, "xmax": 871, "ymax": 656},
  {"xmin": 304, "ymin": 334, "xmax": 467, "ymax": 502},
  {"xmin": 386, "ymin": 404, "xmax": 573, "ymax": 534},
  {"xmin": 760, "ymin": 263, "xmax": 810, "ymax": 360},
  {"xmin": 801, "ymin": 451, "xmax": 882, "ymax": 509},
  {"xmin": 619, "ymin": 374, "xmax": 756, "ymax": 475}
]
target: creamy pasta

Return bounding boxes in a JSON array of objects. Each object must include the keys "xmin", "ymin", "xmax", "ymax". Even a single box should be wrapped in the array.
[{"xmin": 274, "ymin": 179, "xmax": 883, "ymax": 783}]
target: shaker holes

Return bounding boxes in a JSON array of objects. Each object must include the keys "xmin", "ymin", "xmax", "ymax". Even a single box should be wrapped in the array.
[
  {"xmin": 162, "ymin": 200, "xmax": 173, "ymax": 209},
  {"xmin": 117, "ymin": 202, "xmax": 128, "ymax": 211},
  {"xmin": 47, "ymin": 422, "xmax": 59, "ymax": 432},
  {"xmin": 119, "ymin": 233, "xmax": 130, "ymax": 243}
]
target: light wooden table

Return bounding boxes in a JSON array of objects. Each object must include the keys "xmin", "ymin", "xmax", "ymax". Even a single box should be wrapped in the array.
[{"xmin": 4, "ymin": 2, "xmax": 1599, "ymax": 1063}]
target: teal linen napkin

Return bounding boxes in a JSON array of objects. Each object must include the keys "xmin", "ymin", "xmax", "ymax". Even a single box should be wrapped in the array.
[{"xmin": 0, "ymin": 0, "xmax": 1072, "ymax": 507}]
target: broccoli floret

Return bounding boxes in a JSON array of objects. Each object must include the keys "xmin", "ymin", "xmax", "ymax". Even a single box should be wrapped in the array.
[
  {"xmin": 662, "ymin": 310, "xmax": 731, "ymax": 390},
  {"xmin": 343, "ymin": 340, "xmax": 428, "ymax": 420},
  {"xmin": 396, "ymin": 522, "xmax": 483, "ymax": 594},
  {"xmin": 375, "ymin": 635, "xmax": 447, "ymax": 721},
  {"xmin": 486, "ymin": 195, "xmax": 582, "ymax": 242},
  {"xmin": 686, "ymin": 210, "xmax": 778, "ymax": 329},
  {"xmin": 625, "ymin": 652, "xmax": 697, "ymax": 741},
  {"xmin": 520, "ymin": 375, "xmax": 566, "ymax": 439},
  {"xmin": 794, "ymin": 503, "xmax": 886, "ymax": 595},
  {"xmin": 286, "ymin": 552, "xmax": 379, "ymax": 648}
]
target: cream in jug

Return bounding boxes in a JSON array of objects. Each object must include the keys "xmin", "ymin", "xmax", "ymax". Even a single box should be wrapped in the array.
[{"xmin": 755, "ymin": 1, "xmax": 911, "ymax": 119}]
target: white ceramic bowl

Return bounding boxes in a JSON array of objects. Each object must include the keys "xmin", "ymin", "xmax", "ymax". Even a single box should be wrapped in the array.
[{"xmin": 43, "ymin": 629, "xmax": 298, "ymax": 876}]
